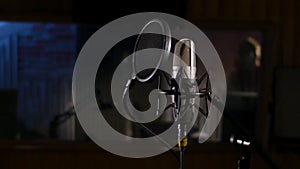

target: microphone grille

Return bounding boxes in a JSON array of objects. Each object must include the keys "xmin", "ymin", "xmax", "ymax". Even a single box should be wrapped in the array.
[{"xmin": 173, "ymin": 39, "xmax": 196, "ymax": 79}]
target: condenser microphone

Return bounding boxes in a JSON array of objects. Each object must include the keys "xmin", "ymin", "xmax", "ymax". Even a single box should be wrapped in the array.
[
  {"xmin": 173, "ymin": 39, "xmax": 196, "ymax": 80},
  {"xmin": 172, "ymin": 39, "xmax": 197, "ymax": 141}
]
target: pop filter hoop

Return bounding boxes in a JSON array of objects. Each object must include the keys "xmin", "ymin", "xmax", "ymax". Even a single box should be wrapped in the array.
[{"xmin": 132, "ymin": 19, "xmax": 171, "ymax": 82}]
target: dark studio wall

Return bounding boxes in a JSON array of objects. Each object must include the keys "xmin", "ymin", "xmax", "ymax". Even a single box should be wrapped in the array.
[
  {"xmin": 0, "ymin": 0, "xmax": 73, "ymax": 22},
  {"xmin": 0, "ymin": 0, "xmax": 299, "ymax": 169},
  {"xmin": 72, "ymin": 0, "xmax": 186, "ymax": 24}
]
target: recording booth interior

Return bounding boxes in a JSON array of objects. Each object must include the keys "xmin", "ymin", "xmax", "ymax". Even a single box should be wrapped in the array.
[{"xmin": 0, "ymin": 0, "xmax": 300, "ymax": 169}]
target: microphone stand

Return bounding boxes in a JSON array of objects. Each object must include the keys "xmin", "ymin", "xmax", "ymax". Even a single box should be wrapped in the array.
[
  {"xmin": 222, "ymin": 110, "xmax": 279, "ymax": 169},
  {"xmin": 178, "ymin": 136, "xmax": 188, "ymax": 169},
  {"xmin": 49, "ymin": 107, "xmax": 75, "ymax": 139}
]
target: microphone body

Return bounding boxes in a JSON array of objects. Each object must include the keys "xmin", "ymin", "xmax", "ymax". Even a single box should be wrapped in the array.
[{"xmin": 173, "ymin": 39, "xmax": 197, "ymax": 143}]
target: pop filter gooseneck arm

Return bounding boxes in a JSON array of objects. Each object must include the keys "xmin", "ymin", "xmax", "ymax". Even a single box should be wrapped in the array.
[{"xmin": 122, "ymin": 80, "xmax": 180, "ymax": 163}]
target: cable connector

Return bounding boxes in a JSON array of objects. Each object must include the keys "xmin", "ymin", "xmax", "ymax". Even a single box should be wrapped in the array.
[{"xmin": 178, "ymin": 137, "xmax": 188, "ymax": 147}]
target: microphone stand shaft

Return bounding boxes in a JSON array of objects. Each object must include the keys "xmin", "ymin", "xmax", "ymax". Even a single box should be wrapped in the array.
[{"xmin": 178, "ymin": 138, "xmax": 188, "ymax": 169}]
